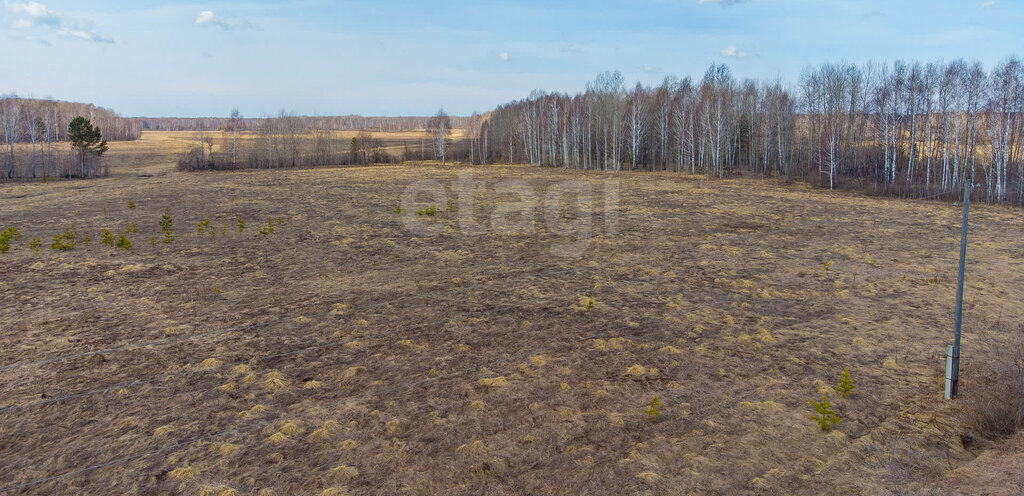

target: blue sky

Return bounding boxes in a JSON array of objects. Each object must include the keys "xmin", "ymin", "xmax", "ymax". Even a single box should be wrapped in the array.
[{"xmin": 1, "ymin": 0, "xmax": 1020, "ymax": 117}]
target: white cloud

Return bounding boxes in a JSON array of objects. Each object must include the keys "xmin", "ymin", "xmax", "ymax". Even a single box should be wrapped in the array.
[
  {"xmin": 499, "ymin": 52, "xmax": 510, "ymax": 62},
  {"xmin": 720, "ymin": 45, "xmax": 747, "ymax": 58},
  {"xmin": 982, "ymin": 1, "xmax": 996, "ymax": 7},
  {"xmin": 57, "ymin": 28, "xmax": 113, "ymax": 44},
  {"xmin": 195, "ymin": 10, "xmax": 216, "ymax": 25},
  {"xmin": 4, "ymin": 1, "xmax": 113, "ymax": 44},
  {"xmin": 195, "ymin": 10, "xmax": 255, "ymax": 30},
  {"xmin": 3, "ymin": 0, "xmax": 60, "ymax": 27}
]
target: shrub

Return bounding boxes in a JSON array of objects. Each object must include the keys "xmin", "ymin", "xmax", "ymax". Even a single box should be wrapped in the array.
[
  {"xmin": 644, "ymin": 396, "xmax": 661, "ymax": 418},
  {"xmin": 159, "ymin": 208, "xmax": 174, "ymax": 243},
  {"xmin": 258, "ymin": 218, "xmax": 275, "ymax": 236},
  {"xmin": 28, "ymin": 237, "xmax": 41, "ymax": 253},
  {"xmin": 238, "ymin": 217, "xmax": 245, "ymax": 233},
  {"xmin": 115, "ymin": 232, "xmax": 132, "ymax": 250},
  {"xmin": 51, "ymin": 225, "xmax": 77, "ymax": 251},
  {"xmin": 101, "ymin": 229, "xmax": 114, "ymax": 246},
  {"xmin": 127, "ymin": 201, "xmax": 136, "ymax": 210},
  {"xmin": 810, "ymin": 394, "xmax": 841, "ymax": 431},
  {"xmin": 959, "ymin": 324, "xmax": 1024, "ymax": 441},
  {"xmin": 835, "ymin": 369, "xmax": 855, "ymax": 398},
  {"xmin": 0, "ymin": 227, "xmax": 21, "ymax": 253},
  {"xmin": 197, "ymin": 218, "xmax": 210, "ymax": 234}
]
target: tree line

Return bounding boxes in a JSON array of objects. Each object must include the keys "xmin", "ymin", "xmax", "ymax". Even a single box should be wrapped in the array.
[
  {"xmin": 472, "ymin": 58, "xmax": 1024, "ymax": 205},
  {"xmin": 148, "ymin": 114, "xmax": 470, "ymax": 133},
  {"xmin": 177, "ymin": 109, "xmax": 465, "ymax": 171},
  {"xmin": 1, "ymin": 97, "xmax": 138, "ymax": 180}
]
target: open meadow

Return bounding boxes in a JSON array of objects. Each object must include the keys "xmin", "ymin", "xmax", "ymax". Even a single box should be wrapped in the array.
[{"xmin": 1, "ymin": 132, "xmax": 1023, "ymax": 495}]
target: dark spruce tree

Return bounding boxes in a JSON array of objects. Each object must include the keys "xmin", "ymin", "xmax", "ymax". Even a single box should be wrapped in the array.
[{"xmin": 67, "ymin": 116, "xmax": 108, "ymax": 178}]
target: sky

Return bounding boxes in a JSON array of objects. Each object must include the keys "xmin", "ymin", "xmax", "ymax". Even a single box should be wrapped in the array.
[{"xmin": 0, "ymin": 0, "xmax": 1020, "ymax": 117}]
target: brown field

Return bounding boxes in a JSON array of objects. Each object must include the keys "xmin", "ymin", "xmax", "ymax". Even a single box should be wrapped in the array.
[{"xmin": 1, "ymin": 132, "xmax": 1023, "ymax": 495}]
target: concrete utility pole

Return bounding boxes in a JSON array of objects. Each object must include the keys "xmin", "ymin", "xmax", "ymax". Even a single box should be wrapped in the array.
[{"xmin": 946, "ymin": 178, "xmax": 972, "ymax": 400}]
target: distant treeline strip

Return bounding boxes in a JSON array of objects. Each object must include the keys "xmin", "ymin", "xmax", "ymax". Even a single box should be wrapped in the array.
[
  {"xmin": 474, "ymin": 58, "xmax": 1024, "ymax": 205},
  {"xmin": 142, "ymin": 113, "xmax": 469, "ymax": 133}
]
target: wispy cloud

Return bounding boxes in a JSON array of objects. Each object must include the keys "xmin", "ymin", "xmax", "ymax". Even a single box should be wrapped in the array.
[
  {"xmin": 698, "ymin": 0, "xmax": 750, "ymax": 6},
  {"xmin": 3, "ymin": 1, "xmax": 113, "ymax": 43},
  {"xmin": 981, "ymin": 1, "xmax": 996, "ymax": 7},
  {"xmin": 3, "ymin": 0, "xmax": 60, "ymax": 27},
  {"xmin": 195, "ymin": 10, "xmax": 256, "ymax": 30},
  {"xmin": 720, "ymin": 45, "xmax": 747, "ymax": 58},
  {"xmin": 57, "ymin": 27, "xmax": 114, "ymax": 44},
  {"xmin": 499, "ymin": 52, "xmax": 510, "ymax": 62}
]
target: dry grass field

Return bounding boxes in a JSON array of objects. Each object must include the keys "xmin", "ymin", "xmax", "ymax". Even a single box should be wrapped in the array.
[{"xmin": 1, "ymin": 132, "xmax": 1023, "ymax": 495}]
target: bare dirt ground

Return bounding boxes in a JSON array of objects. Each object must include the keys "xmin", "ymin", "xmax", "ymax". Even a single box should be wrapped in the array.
[{"xmin": 1, "ymin": 132, "xmax": 1023, "ymax": 495}]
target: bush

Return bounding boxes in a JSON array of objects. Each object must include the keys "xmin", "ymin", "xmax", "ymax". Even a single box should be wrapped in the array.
[
  {"xmin": 644, "ymin": 396, "xmax": 661, "ymax": 418},
  {"xmin": 959, "ymin": 324, "xmax": 1024, "ymax": 441},
  {"xmin": 258, "ymin": 218, "xmax": 275, "ymax": 236},
  {"xmin": 51, "ymin": 225, "xmax": 77, "ymax": 251},
  {"xmin": 0, "ymin": 227, "xmax": 21, "ymax": 253},
  {"xmin": 115, "ymin": 232, "xmax": 132, "ymax": 250},
  {"xmin": 28, "ymin": 237, "xmax": 41, "ymax": 253},
  {"xmin": 101, "ymin": 229, "xmax": 114, "ymax": 246}
]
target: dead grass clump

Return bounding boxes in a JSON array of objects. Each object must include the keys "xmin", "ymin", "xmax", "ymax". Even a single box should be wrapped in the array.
[
  {"xmin": 263, "ymin": 371, "xmax": 290, "ymax": 390},
  {"xmin": 319, "ymin": 488, "xmax": 349, "ymax": 496},
  {"xmin": 168, "ymin": 466, "xmax": 197, "ymax": 482},
  {"xmin": 279, "ymin": 420, "xmax": 305, "ymax": 436},
  {"xmin": 528, "ymin": 354, "xmax": 548, "ymax": 367},
  {"xmin": 266, "ymin": 432, "xmax": 290, "ymax": 444},
  {"xmin": 153, "ymin": 425, "xmax": 174, "ymax": 437},
  {"xmin": 329, "ymin": 464, "xmax": 359, "ymax": 482},
  {"xmin": 198, "ymin": 486, "xmax": 237, "ymax": 496},
  {"xmin": 593, "ymin": 337, "xmax": 632, "ymax": 351},
  {"xmin": 309, "ymin": 420, "xmax": 340, "ymax": 442},
  {"xmin": 217, "ymin": 443, "xmax": 240, "ymax": 456}
]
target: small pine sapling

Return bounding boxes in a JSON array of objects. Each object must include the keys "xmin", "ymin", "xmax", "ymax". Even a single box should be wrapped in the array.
[
  {"xmin": 101, "ymin": 229, "xmax": 114, "ymax": 246},
  {"xmin": 51, "ymin": 225, "xmax": 77, "ymax": 251},
  {"xmin": 809, "ymin": 394, "xmax": 841, "ymax": 431},
  {"xmin": 0, "ymin": 227, "xmax": 21, "ymax": 253},
  {"xmin": 159, "ymin": 208, "xmax": 174, "ymax": 243},
  {"xmin": 115, "ymin": 232, "xmax": 132, "ymax": 250},
  {"xmin": 644, "ymin": 396, "xmax": 661, "ymax": 418},
  {"xmin": 834, "ymin": 369, "xmax": 855, "ymax": 398}
]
